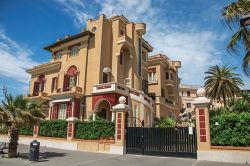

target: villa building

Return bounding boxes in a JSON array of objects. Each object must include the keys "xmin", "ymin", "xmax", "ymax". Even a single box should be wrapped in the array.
[
  {"xmin": 26, "ymin": 15, "xmax": 154, "ymax": 127},
  {"xmin": 179, "ymin": 84, "xmax": 201, "ymax": 112},
  {"xmin": 148, "ymin": 54, "xmax": 181, "ymax": 119}
]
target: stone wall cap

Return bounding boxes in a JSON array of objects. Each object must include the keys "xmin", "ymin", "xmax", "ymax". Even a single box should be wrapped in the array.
[
  {"xmin": 192, "ymin": 97, "xmax": 211, "ymax": 105},
  {"xmin": 66, "ymin": 117, "xmax": 79, "ymax": 122},
  {"xmin": 112, "ymin": 104, "xmax": 131, "ymax": 112}
]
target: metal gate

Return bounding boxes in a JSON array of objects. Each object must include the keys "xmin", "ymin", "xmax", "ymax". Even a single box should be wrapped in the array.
[{"xmin": 126, "ymin": 127, "xmax": 197, "ymax": 158}]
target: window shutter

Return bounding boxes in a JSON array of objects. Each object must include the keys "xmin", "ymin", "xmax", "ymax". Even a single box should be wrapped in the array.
[
  {"xmin": 52, "ymin": 104, "xmax": 59, "ymax": 119},
  {"xmin": 33, "ymin": 81, "xmax": 39, "ymax": 96},
  {"xmin": 41, "ymin": 80, "xmax": 45, "ymax": 92},
  {"xmin": 63, "ymin": 75, "xmax": 70, "ymax": 91},
  {"xmin": 66, "ymin": 103, "xmax": 72, "ymax": 118}
]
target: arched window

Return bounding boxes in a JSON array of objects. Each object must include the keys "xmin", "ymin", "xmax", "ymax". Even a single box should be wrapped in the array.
[
  {"xmin": 63, "ymin": 66, "xmax": 78, "ymax": 91},
  {"xmin": 69, "ymin": 46, "xmax": 80, "ymax": 57}
]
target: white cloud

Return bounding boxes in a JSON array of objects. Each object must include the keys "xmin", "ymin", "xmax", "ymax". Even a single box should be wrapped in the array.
[
  {"xmin": 54, "ymin": 0, "xmax": 230, "ymax": 87},
  {"xmin": 0, "ymin": 29, "xmax": 38, "ymax": 85},
  {"xmin": 54, "ymin": 0, "xmax": 94, "ymax": 28}
]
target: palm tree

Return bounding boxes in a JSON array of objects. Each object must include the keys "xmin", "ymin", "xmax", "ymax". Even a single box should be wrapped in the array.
[
  {"xmin": 0, "ymin": 94, "xmax": 46, "ymax": 158},
  {"xmin": 222, "ymin": 0, "xmax": 250, "ymax": 75},
  {"xmin": 204, "ymin": 65, "xmax": 244, "ymax": 105}
]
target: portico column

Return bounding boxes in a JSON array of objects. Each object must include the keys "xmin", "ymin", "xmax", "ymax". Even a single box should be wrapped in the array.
[
  {"xmin": 110, "ymin": 96, "xmax": 131, "ymax": 155},
  {"xmin": 192, "ymin": 88, "xmax": 211, "ymax": 151},
  {"xmin": 92, "ymin": 112, "xmax": 96, "ymax": 121},
  {"xmin": 111, "ymin": 111, "xmax": 115, "ymax": 122}
]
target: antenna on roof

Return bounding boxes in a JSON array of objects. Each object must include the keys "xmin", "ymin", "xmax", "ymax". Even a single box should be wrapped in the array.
[{"xmin": 112, "ymin": 9, "xmax": 117, "ymax": 16}]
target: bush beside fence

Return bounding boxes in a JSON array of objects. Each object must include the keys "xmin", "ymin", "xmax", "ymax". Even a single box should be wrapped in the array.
[
  {"xmin": 75, "ymin": 121, "xmax": 115, "ymax": 140},
  {"xmin": 39, "ymin": 120, "xmax": 68, "ymax": 138},
  {"xmin": 18, "ymin": 126, "xmax": 33, "ymax": 135},
  {"xmin": 210, "ymin": 112, "xmax": 250, "ymax": 147}
]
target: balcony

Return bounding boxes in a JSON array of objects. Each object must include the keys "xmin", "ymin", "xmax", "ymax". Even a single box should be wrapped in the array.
[
  {"xmin": 28, "ymin": 92, "xmax": 49, "ymax": 101},
  {"xmin": 92, "ymin": 82, "xmax": 154, "ymax": 111},
  {"xmin": 117, "ymin": 35, "xmax": 133, "ymax": 47},
  {"xmin": 149, "ymin": 79, "xmax": 158, "ymax": 84},
  {"xmin": 165, "ymin": 79, "xmax": 175, "ymax": 87},
  {"xmin": 50, "ymin": 86, "xmax": 83, "ymax": 97},
  {"xmin": 156, "ymin": 96, "xmax": 179, "ymax": 107},
  {"xmin": 92, "ymin": 82, "xmax": 129, "ymax": 96}
]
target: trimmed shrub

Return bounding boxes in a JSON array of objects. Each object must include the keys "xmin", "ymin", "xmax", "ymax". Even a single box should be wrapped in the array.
[
  {"xmin": 39, "ymin": 120, "xmax": 67, "ymax": 138},
  {"xmin": 18, "ymin": 126, "xmax": 33, "ymax": 135},
  {"xmin": 210, "ymin": 112, "xmax": 250, "ymax": 146},
  {"xmin": 75, "ymin": 121, "xmax": 115, "ymax": 140}
]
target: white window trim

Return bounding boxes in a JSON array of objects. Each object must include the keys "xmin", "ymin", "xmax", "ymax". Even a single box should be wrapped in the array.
[{"xmin": 58, "ymin": 104, "xmax": 67, "ymax": 119}]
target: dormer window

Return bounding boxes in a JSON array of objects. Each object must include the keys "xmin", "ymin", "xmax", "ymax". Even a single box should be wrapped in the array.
[
  {"xmin": 69, "ymin": 46, "xmax": 80, "ymax": 57},
  {"xmin": 55, "ymin": 51, "xmax": 62, "ymax": 60}
]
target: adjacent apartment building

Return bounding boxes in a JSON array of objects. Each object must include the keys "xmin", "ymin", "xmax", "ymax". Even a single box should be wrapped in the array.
[
  {"xmin": 26, "ymin": 14, "xmax": 183, "ymax": 126},
  {"xmin": 179, "ymin": 84, "xmax": 201, "ymax": 112},
  {"xmin": 148, "ymin": 54, "xmax": 181, "ymax": 119}
]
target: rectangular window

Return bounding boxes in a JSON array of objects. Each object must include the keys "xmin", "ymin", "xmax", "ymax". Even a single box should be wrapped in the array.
[
  {"xmin": 165, "ymin": 72, "xmax": 169, "ymax": 80},
  {"xmin": 161, "ymin": 88, "xmax": 165, "ymax": 97},
  {"xmin": 149, "ymin": 72, "xmax": 156, "ymax": 82},
  {"xmin": 69, "ymin": 75, "xmax": 77, "ymax": 87},
  {"xmin": 186, "ymin": 103, "xmax": 191, "ymax": 108},
  {"xmin": 187, "ymin": 91, "xmax": 191, "ymax": 97},
  {"xmin": 58, "ymin": 104, "xmax": 67, "ymax": 119},
  {"xmin": 51, "ymin": 77, "xmax": 58, "ymax": 92}
]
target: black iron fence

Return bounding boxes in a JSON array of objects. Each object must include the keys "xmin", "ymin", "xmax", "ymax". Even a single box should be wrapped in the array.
[{"xmin": 126, "ymin": 127, "xmax": 197, "ymax": 158}]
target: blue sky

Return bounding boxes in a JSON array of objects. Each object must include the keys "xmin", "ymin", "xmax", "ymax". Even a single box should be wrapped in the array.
[{"xmin": 0, "ymin": 0, "xmax": 249, "ymax": 100}]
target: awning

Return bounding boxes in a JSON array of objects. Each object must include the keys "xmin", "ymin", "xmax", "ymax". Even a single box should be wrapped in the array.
[{"xmin": 52, "ymin": 98, "xmax": 72, "ymax": 103}]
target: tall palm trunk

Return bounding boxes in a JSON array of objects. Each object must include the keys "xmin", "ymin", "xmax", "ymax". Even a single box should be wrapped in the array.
[{"xmin": 8, "ymin": 128, "xmax": 19, "ymax": 158}]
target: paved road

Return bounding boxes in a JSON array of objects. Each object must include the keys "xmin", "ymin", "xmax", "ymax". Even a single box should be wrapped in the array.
[{"xmin": 0, "ymin": 144, "xmax": 247, "ymax": 166}]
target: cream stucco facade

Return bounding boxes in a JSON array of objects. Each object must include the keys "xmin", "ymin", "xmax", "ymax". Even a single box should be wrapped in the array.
[
  {"xmin": 148, "ymin": 54, "xmax": 181, "ymax": 119},
  {"xmin": 26, "ymin": 15, "xmax": 154, "ymax": 127}
]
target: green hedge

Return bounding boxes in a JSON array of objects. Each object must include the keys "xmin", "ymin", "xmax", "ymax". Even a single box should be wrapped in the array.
[
  {"xmin": 18, "ymin": 126, "xmax": 33, "ymax": 135},
  {"xmin": 210, "ymin": 112, "xmax": 250, "ymax": 146},
  {"xmin": 39, "ymin": 120, "xmax": 67, "ymax": 138},
  {"xmin": 75, "ymin": 121, "xmax": 115, "ymax": 140}
]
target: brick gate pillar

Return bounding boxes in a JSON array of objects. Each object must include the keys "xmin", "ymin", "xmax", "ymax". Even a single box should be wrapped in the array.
[
  {"xmin": 192, "ymin": 88, "xmax": 211, "ymax": 151},
  {"xmin": 66, "ymin": 117, "xmax": 78, "ymax": 141},
  {"xmin": 33, "ymin": 124, "xmax": 39, "ymax": 138},
  {"xmin": 110, "ymin": 96, "xmax": 131, "ymax": 155}
]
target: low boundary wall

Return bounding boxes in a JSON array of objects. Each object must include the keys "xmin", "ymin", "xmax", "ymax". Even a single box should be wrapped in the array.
[{"xmin": 0, "ymin": 134, "xmax": 113, "ymax": 153}]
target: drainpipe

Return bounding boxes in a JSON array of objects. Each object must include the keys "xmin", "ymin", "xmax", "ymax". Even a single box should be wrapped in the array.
[{"xmin": 83, "ymin": 35, "xmax": 91, "ymax": 120}]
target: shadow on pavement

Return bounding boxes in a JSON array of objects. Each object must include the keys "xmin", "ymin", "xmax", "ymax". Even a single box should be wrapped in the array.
[{"xmin": 19, "ymin": 151, "xmax": 67, "ymax": 162}]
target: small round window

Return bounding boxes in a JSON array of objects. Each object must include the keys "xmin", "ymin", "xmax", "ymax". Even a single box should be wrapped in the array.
[{"xmin": 91, "ymin": 26, "xmax": 97, "ymax": 33}]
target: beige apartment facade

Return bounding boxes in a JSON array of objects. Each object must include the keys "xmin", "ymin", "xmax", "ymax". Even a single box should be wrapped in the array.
[
  {"xmin": 26, "ymin": 15, "xmax": 154, "ymax": 127},
  {"xmin": 180, "ymin": 84, "xmax": 226, "ymax": 113},
  {"xmin": 148, "ymin": 54, "xmax": 181, "ymax": 119}
]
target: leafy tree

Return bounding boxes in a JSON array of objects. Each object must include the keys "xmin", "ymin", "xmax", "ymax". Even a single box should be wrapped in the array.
[
  {"xmin": 154, "ymin": 117, "xmax": 175, "ymax": 128},
  {"xmin": 222, "ymin": 0, "xmax": 250, "ymax": 75},
  {"xmin": 204, "ymin": 65, "xmax": 244, "ymax": 105},
  {"xmin": 0, "ymin": 94, "xmax": 46, "ymax": 158}
]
